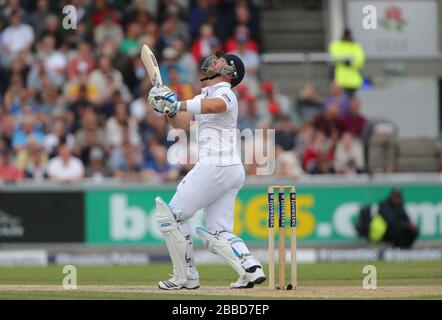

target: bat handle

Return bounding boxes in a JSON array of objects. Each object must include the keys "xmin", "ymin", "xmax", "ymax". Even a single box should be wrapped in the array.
[{"xmin": 164, "ymin": 107, "xmax": 170, "ymax": 114}]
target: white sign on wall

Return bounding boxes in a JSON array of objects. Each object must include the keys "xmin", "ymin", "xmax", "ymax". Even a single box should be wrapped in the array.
[{"xmin": 347, "ymin": 0, "xmax": 439, "ymax": 58}]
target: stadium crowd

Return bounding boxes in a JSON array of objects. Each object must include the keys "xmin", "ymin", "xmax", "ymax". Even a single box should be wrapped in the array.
[{"xmin": 0, "ymin": 0, "xmax": 395, "ymax": 183}]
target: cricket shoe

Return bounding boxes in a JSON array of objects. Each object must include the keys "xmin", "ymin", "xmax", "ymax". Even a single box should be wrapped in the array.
[
  {"xmin": 230, "ymin": 265, "xmax": 266, "ymax": 289},
  {"xmin": 158, "ymin": 275, "xmax": 200, "ymax": 290}
]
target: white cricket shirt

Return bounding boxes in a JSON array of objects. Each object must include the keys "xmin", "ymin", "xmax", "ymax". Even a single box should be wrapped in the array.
[{"xmin": 193, "ymin": 82, "xmax": 241, "ymax": 166}]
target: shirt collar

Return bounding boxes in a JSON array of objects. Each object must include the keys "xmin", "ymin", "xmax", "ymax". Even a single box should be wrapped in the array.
[{"xmin": 201, "ymin": 82, "xmax": 231, "ymax": 95}]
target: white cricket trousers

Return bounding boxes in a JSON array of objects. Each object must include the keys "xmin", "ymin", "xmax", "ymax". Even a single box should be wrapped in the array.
[{"xmin": 169, "ymin": 162, "xmax": 245, "ymax": 232}]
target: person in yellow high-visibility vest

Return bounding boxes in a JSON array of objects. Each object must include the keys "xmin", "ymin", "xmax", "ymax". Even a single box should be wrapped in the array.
[{"xmin": 328, "ymin": 29, "xmax": 365, "ymax": 98}]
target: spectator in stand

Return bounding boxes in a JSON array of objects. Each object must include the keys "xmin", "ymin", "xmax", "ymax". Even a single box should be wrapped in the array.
[
  {"xmin": 329, "ymin": 28, "xmax": 365, "ymax": 98},
  {"xmin": 0, "ymin": 11, "xmax": 34, "ymax": 61},
  {"xmin": 172, "ymin": 38, "xmax": 198, "ymax": 84},
  {"xmin": 12, "ymin": 115, "xmax": 45, "ymax": 151},
  {"xmin": 0, "ymin": 115, "xmax": 15, "ymax": 151},
  {"xmin": 231, "ymin": 35, "xmax": 259, "ymax": 96},
  {"xmin": 0, "ymin": 149, "xmax": 24, "ymax": 182},
  {"xmin": 296, "ymin": 83, "xmax": 322, "ymax": 124},
  {"xmin": 86, "ymin": 146, "xmax": 111, "ymax": 182},
  {"xmin": 1, "ymin": 0, "xmax": 26, "ymax": 23},
  {"xmin": 323, "ymin": 81, "xmax": 351, "ymax": 115},
  {"xmin": 275, "ymin": 116, "xmax": 303, "ymax": 179},
  {"xmin": 88, "ymin": 55, "xmax": 131, "ymax": 104},
  {"xmin": 23, "ymin": 142, "xmax": 48, "ymax": 181},
  {"xmin": 43, "ymin": 117, "xmax": 75, "ymax": 157},
  {"xmin": 91, "ymin": 0, "xmax": 120, "ymax": 27},
  {"xmin": 189, "ymin": 0, "xmax": 216, "ymax": 39},
  {"xmin": 168, "ymin": 65, "xmax": 194, "ymax": 101},
  {"xmin": 225, "ymin": 25, "xmax": 258, "ymax": 53},
  {"xmin": 38, "ymin": 35, "xmax": 67, "ymax": 87},
  {"xmin": 159, "ymin": 47, "xmax": 183, "ymax": 86},
  {"xmin": 29, "ymin": 0, "xmax": 51, "ymax": 39},
  {"xmin": 334, "ymin": 132, "xmax": 364, "ymax": 175},
  {"xmin": 232, "ymin": 1, "xmax": 260, "ymax": 43},
  {"xmin": 39, "ymin": 14, "xmax": 64, "ymax": 49},
  {"xmin": 78, "ymin": 130, "xmax": 106, "ymax": 172},
  {"xmin": 47, "ymin": 142, "xmax": 85, "ymax": 182},
  {"xmin": 120, "ymin": 21, "xmax": 141, "ymax": 56},
  {"xmin": 93, "ymin": 12, "xmax": 124, "ymax": 48},
  {"xmin": 161, "ymin": 5, "xmax": 190, "ymax": 46},
  {"xmin": 341, "ymin": 97, "xmax": 366, "ymax": 139},
  {"xmin": 191, "ymin": 23, "xmax": 220, "ymax": 64},
  {"xmin": 114, "ymin": 144, "xmax": 143, "ymax": 181},
  {"xmin": 105, "ymin": 102, "xmax": 140, "ymax": 148},
  {"xmin": 237, "ymin": 94, "xmax": 260, "ymax": 131},
  {"xmin": 67, "ymin": 41, "xmax": 96, "ymax": 80},
  {"xmin": 258, "ymin": 80, "xmax": 292, "ymax": 123},
  {"xmin": 313, "ymin": 103, "xmax": 345, "ymax": 141},
  {"xmin": 303, "ymin": 130, "xmax": 334, "ymax": 174},
  {"xmin": 143, "ymin": 144, "xmax": 179, "ymax": 182}
]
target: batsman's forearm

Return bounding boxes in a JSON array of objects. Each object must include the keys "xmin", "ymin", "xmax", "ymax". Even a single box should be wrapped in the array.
[
  {"xmin": 180, "ymin": 98, "xmax": 227, "ymax": 114},
  {"xmin": 167, "ymin": 112, "xmax": 192, "ymax": 131}
]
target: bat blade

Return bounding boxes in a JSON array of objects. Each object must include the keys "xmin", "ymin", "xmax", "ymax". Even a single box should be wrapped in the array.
[{"xmin": 141, "ymin": 44, "xmax": 163, "ymax": 88}]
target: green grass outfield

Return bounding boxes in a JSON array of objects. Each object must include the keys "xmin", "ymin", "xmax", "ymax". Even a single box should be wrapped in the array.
[{"xmin": 0, "ymin": 261, "xmax": 441, "ymax": 299}]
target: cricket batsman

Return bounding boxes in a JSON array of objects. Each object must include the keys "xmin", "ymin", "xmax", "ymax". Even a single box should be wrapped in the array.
[{"xmin": 148, "ymin": 51, "xmax": 266, "ymax": 290}]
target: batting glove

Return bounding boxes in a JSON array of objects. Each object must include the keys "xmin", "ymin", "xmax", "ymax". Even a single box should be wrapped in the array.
[
  {"xmin": 161, "ymin": 92, "xmax": 181, "ymax": 118},
  {"xmin": 148, "ymin": 86, "xmax": 172, "ymax": 114}
]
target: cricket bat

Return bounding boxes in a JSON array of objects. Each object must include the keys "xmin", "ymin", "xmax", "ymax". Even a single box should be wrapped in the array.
[{"xmin": 141, "ymin": 44, "xmax": 171, "ymax": 114}]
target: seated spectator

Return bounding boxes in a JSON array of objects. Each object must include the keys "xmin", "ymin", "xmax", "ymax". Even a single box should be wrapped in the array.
[
  {"xmin": 172, "ymin": 39, "xmax": 198, "ymax": 84},
  {"xmin": 47, "ymin": 142, "xmax": 85, "ymax": 182},
  {"xmin": 67, "ymin": 42, "xmax": 96, "ymax": 80},
  {"xmin": 94, "ymin": 12, "xmax": 124, "ymax": 48},
  {"xmin": 0, "ymin": 12, "xmax": 34, "ymax": 60},
  {"xmin": 12, "ymin": 115, "xmax": 45, "ymax": 151},
  {"xmin": 0, "ymin": 150, "xmax": 24, "ymax": 182},
  {"xmin": 168, "ymin": 65, "xmax": 194, "ymax": 101},
  {"xmin": 303, "ymin": 131, "xmax": 334, "ymax": 174},
  {"xmin": 92, "ymin": 0, "xmax": 120, "ymax": 27},
  {"xmin": 323, "ymin": 81, "xmax": 351, "ymax": 115},
  {"xmin": 0, "ymin": 115, "xmax": 15, "ymax": 151},
  {"xmin": 191, "ymin": 23, "xmax": 220, "ymax": 64},
  {"xmin": 78, "ymin": 129, "xmax": 106, "ymax": 169},
  {"xmin": 313, "ymin": 103, "xmax": 345, "ymax": 141},
  {"xmin": 225, "ymin": 24, "xmax": 258, "ymax": 53},
  {"xmin": 85, "ymin": 146, "xmax": 112, "ymax": 183},
  {"xmin": 39, "ymin": 14, "xmax": 64, "ymax": 49},
  {"xmin": 75, "ymin": 110, "xmax": 106, "ymax": 152},
  {"xmin": 341, "ymin": 97, "xmax": 366, "ymax": 139},
  {"xmin": 296, "ymin": 83, "xmax": 322, "ymax": 124},
  {"xmin": 189, "ymin": 0, "xmax": 217, "ymax": 39},
  {"xmin": 334, "ymin": 132, "xmax": 364, "ymax": 174},
  {"xmin": 231, "ymin": 36, "xmax": 260, "ymax": 96},
  {"xmin": 258, "ymin": 80, "xmax": 292, "ymax": 123},
  {"xmin": 43, "ymin": 118, "xmax": 75, "ymax": 157},
  {"xmin": 275, "ymin": 150, "xmax": 304, "ymax": 179},
  {"xmin": 105, "ymin": 102, "xmax": 140, "ymax": 148},
  {"xmin": 23, "ymin": 142, "xmax": 48, "ymax": 181},
  {"xmin": 114, "ymin": 144, "xmax": 143, "ymax": 181},
  {"xmin": 88, "ymin": 55, "xmax": 131, "ymax": 104},
  {"xmin": 143, "ymin": 144, "xmax": 179, "ymax": 182},
  {"xmin": 233, "ymin": 1, "xmax": 260, "ymax": 43},
  {"xmin": 159, "ymin": 47, "xmax": 184, "ymax": 86},
  {"xmin": 275, "ymin": 116, "xmax": 297, "ymax": 152},
  {"xmin": 29, "ymin": 0, "xmax": 51, "ymax": 39},
  {"xmin": 38, "ymin": 35, "xmax": 67, "ymax": 87},
  {"xmin": 120, "ymin": 21, "xmax": 141, "ymax": 56},
  {"xmin": 160, "ymin": 5, "xmax": 190, "ymax": 46},
  {"xmin": 237, "ymin": 95, "xmax": 260, "ymax": 131}
]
